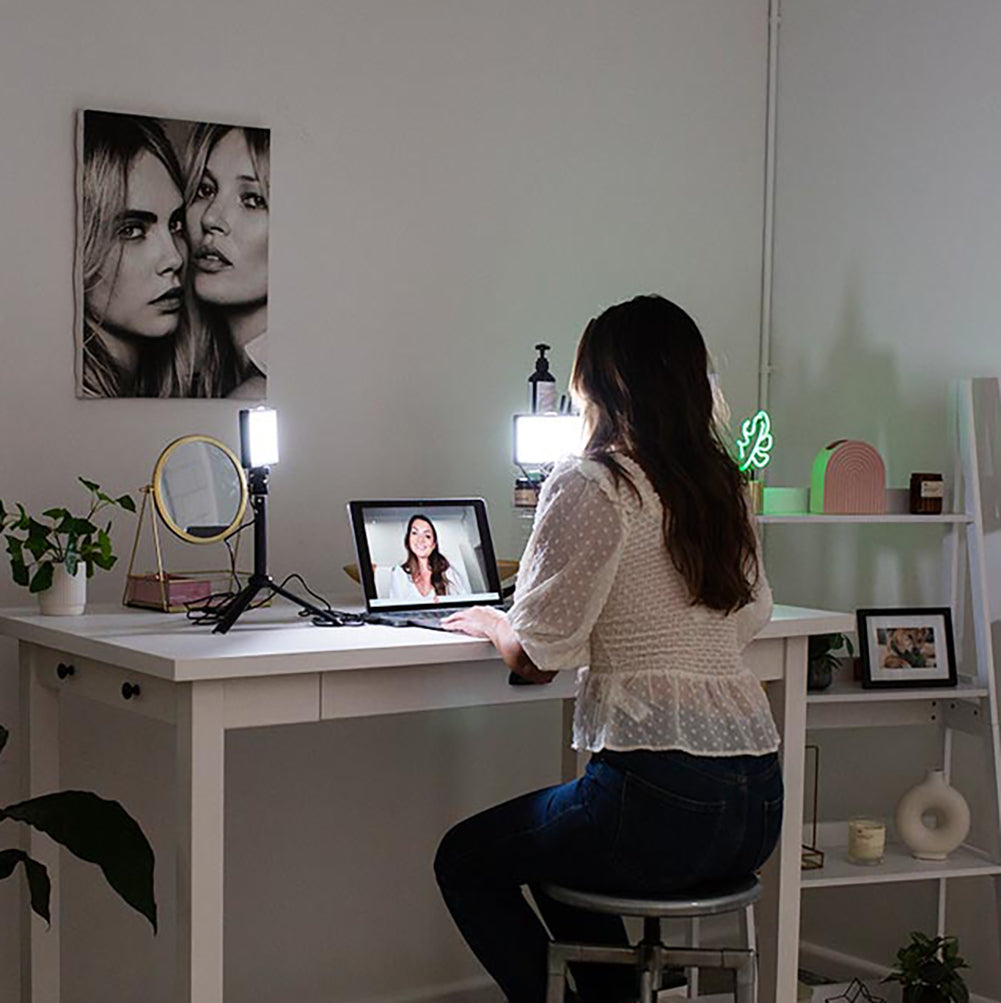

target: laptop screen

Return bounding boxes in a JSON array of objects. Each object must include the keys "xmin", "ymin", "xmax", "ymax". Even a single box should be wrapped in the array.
[{"xmin": 347, "ymin": 499, "xmax": 502, "ymax": 612}]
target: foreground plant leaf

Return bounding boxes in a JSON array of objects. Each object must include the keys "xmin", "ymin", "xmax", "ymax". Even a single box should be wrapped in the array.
[{"xmin": 1, "ymin": 791, "xmax": 156, "ymax": 931}]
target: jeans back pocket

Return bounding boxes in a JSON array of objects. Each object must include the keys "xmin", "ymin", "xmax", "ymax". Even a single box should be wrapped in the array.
[{"xmin": 610, "ymin": 772, "xmax": 728, "ymax": 892}]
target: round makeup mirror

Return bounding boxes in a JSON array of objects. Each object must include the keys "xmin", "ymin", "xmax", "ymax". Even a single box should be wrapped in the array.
[{"xmin": 152, "ymin": 435, "xmax": 248, "ymax": 544}]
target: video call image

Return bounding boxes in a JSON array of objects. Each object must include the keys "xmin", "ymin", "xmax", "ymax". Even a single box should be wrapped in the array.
[{"xmin": 361, "ymin": 505, "xmax": 496, "ymax": 608}]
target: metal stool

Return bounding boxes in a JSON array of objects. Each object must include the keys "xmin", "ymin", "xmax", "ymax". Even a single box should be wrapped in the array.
[{"xmin": 542, "ymin": 874, "xmax": 760, "ymax": 1003}]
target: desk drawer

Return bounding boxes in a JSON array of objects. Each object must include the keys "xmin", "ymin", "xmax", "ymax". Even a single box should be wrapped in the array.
[
  {"xmin": 320, "ymin": 659, "xmax": 578, "ymax": 720},
  {"xmin": 33, "ymin": 645, "xmax": 176, "ymax": 724}
]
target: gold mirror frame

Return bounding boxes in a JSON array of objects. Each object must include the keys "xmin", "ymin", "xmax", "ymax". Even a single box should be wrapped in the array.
[{"xmin": 151, "ymin": 434, "xmax": 248, "ymax": 545}]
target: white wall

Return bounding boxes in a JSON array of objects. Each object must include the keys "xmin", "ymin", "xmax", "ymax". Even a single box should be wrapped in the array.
[
  {"xmin": 768, "ymin": 1, "xmax": 1001, "ymax": 996},
  {"xmin": 0, "ymin": 2, "xmax": 769, "ymax": 1000}
]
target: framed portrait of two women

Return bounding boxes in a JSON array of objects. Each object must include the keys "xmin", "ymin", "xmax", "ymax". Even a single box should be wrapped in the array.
[{"xmin": 74, "ymin": 109, "xmax": 270, "ymax": 400}]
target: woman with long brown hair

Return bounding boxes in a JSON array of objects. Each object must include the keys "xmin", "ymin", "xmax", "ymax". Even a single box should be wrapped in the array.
[
  {"xmin": 387, "ymin": 514, "xmax": 471, "ymax": 601},
  {"xmin": 436, "ymin": 295, "xmax": 780, "ymax": 1003}
]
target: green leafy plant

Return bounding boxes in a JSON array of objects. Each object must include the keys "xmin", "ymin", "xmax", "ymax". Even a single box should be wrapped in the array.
[
  {"xmin": 808, "ymin": 632, "xmax": 855, "ymax": 674},
  {"xmin": 0, "ymin": 477, "xmax": 135, "ymax": 594},
  {"xmin": 0, "ymin": 724, "xmax": 156, "ymax": 930},
  {"xmin": 884, "ymin": 931, "xmax": 969, "ymax": 1003}
]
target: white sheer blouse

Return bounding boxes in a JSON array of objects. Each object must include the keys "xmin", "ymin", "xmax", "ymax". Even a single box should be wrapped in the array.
[{"xmin": 508, "ymin": 454, "xmax": 779, "ymax": 756}]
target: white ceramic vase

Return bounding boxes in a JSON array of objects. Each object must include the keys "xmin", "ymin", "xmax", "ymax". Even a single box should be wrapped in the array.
[
  {"xmin": 894, "ymin": 768, "xmax": 971, "ymax": 861},
  {"xmin": 38, "ymin": 564, "xmax": 87, "ymax": 616}
]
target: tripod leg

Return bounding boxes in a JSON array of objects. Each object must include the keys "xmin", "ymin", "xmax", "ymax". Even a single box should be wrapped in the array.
[{"xmin": 212, "ymin": 581, "xmax": 263, "ymax": 634}]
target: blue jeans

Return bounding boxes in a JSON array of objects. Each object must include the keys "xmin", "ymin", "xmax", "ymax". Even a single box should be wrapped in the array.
[{"xmin": 434, "ymin": 748, "xmax": 783, "ymax": 1003}]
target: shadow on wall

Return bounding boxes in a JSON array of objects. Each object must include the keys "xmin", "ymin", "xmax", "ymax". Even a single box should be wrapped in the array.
[{"xmin": 766, "ymin": 265, "xmax": 949, "ymax": 613}]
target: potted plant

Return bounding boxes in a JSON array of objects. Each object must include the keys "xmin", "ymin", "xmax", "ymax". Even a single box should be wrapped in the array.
[
  {"xmin": 808, "ymin": 631, "xmax": 854, "ymax": 691},
  {"xmin": 0, "ymin": 724, "xmax": 156, "ymax": 931},
  {"xmin": 0, "ymin": 477, "xmax": 135, "ymax": 615},
  {"xmin": 884, "ymin": 931, "xmax": 969, "ymax": 1003}
]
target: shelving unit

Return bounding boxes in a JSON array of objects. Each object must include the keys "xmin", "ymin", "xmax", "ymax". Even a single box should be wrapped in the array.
[{"xmin": 760, "ymin": 377, "xmax": 1001, "ymax": 952}]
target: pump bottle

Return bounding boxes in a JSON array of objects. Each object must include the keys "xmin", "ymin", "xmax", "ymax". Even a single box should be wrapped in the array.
[{"xmin": 528, "ymin": 343, "xmax": 557, "ymax": 413}]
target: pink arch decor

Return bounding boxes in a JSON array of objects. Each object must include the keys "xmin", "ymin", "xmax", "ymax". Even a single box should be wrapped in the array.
[{"xmin": 810, "ymin": 439, "xmax": 886, "ymax": 514}]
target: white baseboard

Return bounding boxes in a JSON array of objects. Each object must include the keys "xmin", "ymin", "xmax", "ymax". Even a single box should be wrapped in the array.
[{"xmin": 800, "ymin": 939, "xmax": 998, "ymax": 1003}]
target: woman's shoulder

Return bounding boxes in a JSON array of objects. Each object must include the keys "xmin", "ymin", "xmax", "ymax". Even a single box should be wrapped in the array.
[{"xmin": 544, "ymin": 454, "xmax": 645, "ymax": 512}]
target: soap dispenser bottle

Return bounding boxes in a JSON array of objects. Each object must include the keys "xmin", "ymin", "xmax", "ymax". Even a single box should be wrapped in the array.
[{"xmin": 528, "ymin": 343, "xmax": 557, "ymax": 413}]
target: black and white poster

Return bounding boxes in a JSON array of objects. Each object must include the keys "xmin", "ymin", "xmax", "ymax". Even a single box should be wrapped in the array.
[{"xmin": 75, "ymin": 110, "xmax": 270, "ymax": 399}]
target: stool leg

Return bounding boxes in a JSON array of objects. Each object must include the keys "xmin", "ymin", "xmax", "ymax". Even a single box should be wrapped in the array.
[
  {"xmin": 639, "ymin": 964, "xmax": 656, "ymax": 1003},
  {"xmin": 734, "ymin": 952, "xmax": 757, "ymax": 1003},
  {"xmin": 737, "ymin": 902, "xmax": 758, "ymax": 1003},
  {"xmin": 686, "ymin": 917, "xmax": 700, "ymax": 998},
  {"xmin": 546, "ymin": 945, "xmax": 567, "ymax": 1003},
  {"xmin": 739, "ymin": 902, "xmax": 757, "ymax": 955}
]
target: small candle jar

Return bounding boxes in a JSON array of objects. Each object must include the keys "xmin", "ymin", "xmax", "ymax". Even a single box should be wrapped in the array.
[
  {"xmin": 909, "ymin": 472, "xmax": 944, "ymax": 515},
  {"xmin": 847, "ymin": 817, "xmax": 886, "ymax": 865},
  {"xmin": 513, "ymin": 478, "xmax": 540, "ymax": 508}
]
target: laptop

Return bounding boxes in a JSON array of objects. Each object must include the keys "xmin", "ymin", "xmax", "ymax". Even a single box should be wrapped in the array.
[{"xmin": 347, "ymin": 498, "xmax": 507, "ymax": 631}]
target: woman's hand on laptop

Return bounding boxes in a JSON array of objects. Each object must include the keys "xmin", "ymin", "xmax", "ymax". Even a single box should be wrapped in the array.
[{"xmin": 442, "ymin": 608, "xmax": 556, "ymax": 684}]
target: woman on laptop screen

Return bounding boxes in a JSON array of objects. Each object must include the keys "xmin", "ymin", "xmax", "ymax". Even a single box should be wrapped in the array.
[
  {"xmin": 435, "ymin": 295, "xmax": 781, "ymax": 1003},
  {"xmin": 386, "ymin": 514, "xmax": 470, "ymax": 601}
]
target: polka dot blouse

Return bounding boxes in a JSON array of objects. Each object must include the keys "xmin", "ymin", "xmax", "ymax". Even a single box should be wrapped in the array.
[{"xmin": 508, "ymin": 453, "xmax": 780, "ymax": 756}]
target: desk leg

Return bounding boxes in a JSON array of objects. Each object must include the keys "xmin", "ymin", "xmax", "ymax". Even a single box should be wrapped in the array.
[
  {"xmin": 759, "ymin": 636, "xmax": 807, "ymax": 1003},
  {"xmin": 561, "ymin": 699, "xmax": 577, "ymax": 782},
  {"xmin": 176, "ymin": 681, "xmax": 225, "ymax": 1003},
  {"xmin": 19, "ymin": 644, "xmax": 60, "ymax": 1003}
]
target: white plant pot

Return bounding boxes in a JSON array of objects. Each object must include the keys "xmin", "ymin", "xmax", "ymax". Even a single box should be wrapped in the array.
[
  {"xmin": 894, "ymin": 767, "xmax": 971, "ymax": 861},
  {"xmin": 37, "ymin": 564, "xmax": 87, "ymax": 616}
]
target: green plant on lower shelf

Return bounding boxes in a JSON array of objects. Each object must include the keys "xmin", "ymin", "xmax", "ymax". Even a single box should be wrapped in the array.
[
  {"xmin": 0, "ymin": 477, "xmax": 135, "ymax": 593},
  {"xmin": 0, "ymin": 725, "xmax": 156, "ymax": 931},
  {"xmin": 808, "ymin": 631, "xmax": 855, "ymax": 673},
  {"xmin": 883, "ymin": 931, "xmax": 969, "ymax": 1003}
]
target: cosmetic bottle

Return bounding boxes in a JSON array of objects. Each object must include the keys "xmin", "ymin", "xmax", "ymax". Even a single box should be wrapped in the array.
[{"xmin": 528, "ymin": 344, "xmax": 557, "ymax": 413}]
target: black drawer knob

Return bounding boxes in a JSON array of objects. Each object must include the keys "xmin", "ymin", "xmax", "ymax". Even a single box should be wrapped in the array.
[
  {"xmin": 121, "ymin": 681, "xmax": 141, "ymax": 701},
  {"xmin": 56, "ymin": 663, "xmax": 75, "ymax": 680}
]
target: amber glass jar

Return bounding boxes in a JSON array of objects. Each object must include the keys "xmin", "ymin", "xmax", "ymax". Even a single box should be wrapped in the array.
[{"xmin": 909, "ymin": 472, "xmax": 944, "ymax": 515}]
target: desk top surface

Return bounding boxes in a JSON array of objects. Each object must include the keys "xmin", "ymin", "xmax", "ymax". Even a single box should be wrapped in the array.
[{"xmin": 0, "ymin": 602, "xmax": 853, "ymax": 683}]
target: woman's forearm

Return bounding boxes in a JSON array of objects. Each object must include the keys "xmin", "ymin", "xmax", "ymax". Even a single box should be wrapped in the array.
[{"xmin": 489, "ymin": 613, "xmax": 556, "ymax": 683}]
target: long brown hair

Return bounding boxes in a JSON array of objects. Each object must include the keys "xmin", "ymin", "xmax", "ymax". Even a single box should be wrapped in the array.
[
  {"xmin": 571, "ymin": 295, "xmax": 758, "ymax": 612},
  {"xmin": 402, "ymin": 514, "xmax": 452, "ymax": 596}
]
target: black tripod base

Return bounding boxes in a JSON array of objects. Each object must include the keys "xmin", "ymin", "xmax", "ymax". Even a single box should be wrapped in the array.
[{"xmin": 211, "ymin": 575, "xmax": 343, "ymax": 634}]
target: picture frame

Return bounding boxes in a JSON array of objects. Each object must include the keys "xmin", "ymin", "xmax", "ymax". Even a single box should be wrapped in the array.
[{"xmin": 856, "ymin": 607, "xmax": 957, "ymax": 689}]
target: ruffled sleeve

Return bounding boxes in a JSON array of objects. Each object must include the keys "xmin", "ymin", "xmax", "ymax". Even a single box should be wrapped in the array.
[
  {"xmin": 508, "ymin": 459, "xmax": 625, "ymax": 672},
  {"xmin": 734, "ymin": 553, "xmax": 774, "ymax": 649}
]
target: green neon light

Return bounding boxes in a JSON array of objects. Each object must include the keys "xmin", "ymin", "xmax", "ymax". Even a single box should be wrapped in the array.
[{"xmin": 736, "ymin": 409, "xmax": 773, "ymax": 473}]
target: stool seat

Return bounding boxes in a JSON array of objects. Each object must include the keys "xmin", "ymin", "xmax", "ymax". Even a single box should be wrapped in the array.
[
  {"xmin": 543, "ymin": 875, "xmax": 761, "ymax": 1003},
  {"xmin": 541, "ymin": 874, "xmax": 761, "ymax": 919}
]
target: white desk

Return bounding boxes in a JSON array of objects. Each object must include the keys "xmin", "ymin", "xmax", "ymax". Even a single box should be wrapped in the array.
[{"xmin": 0, "ymin": 602, "xmax": 852, "ymax": 1003}]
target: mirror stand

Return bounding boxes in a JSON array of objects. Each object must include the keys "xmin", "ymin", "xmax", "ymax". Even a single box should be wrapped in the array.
[{"xmin": 123, "ymin": 485, "xmax": 244, "ymax": 613}]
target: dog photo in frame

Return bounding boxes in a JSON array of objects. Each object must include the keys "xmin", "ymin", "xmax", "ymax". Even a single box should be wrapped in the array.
[{"xmin": 856, "ymin": 607, "xmax": 958, "ymax": 689}]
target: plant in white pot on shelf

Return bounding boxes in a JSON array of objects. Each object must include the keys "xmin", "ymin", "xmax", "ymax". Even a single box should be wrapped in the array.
[{"xmin": 0, "ymin": 477, "xmax": 135, "ymax": 615}]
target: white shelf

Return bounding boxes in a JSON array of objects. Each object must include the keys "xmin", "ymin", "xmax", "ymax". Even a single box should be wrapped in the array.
[
  {"xmin": 801, "ymin": 841, "xmax": 1001, "ymax": 889},
  {"xmin": 806, "ymin": 677, "xmax": 989, "ymax": 704},
  {"xmin": 758, "ymin": 513, "xmax": 971, "ymax": 524}
]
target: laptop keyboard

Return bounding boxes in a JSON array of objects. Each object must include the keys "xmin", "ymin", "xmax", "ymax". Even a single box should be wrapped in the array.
[{"xmin": 405, "ymin": 610, "xmax": 454, "ymax": 626}]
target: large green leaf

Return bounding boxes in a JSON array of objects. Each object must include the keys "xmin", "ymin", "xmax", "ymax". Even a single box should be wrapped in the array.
[
  {"xmin": 116, "ymin": 494, "xmax": 136, "ymax": 513},
  {"xmin": 0, "ymin": 848, "xmax": 51, "ymax": 923},
  {"xmin": 0, "ymin": 791, "xmax": 156, "ymax": 931},
  {"xmin": 29, "ymin": 563, "xmax": 53, "ymax": 594},
  {"xmin": 11, "ymin": 555, "xmax": 29, "ymax": 587}
]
